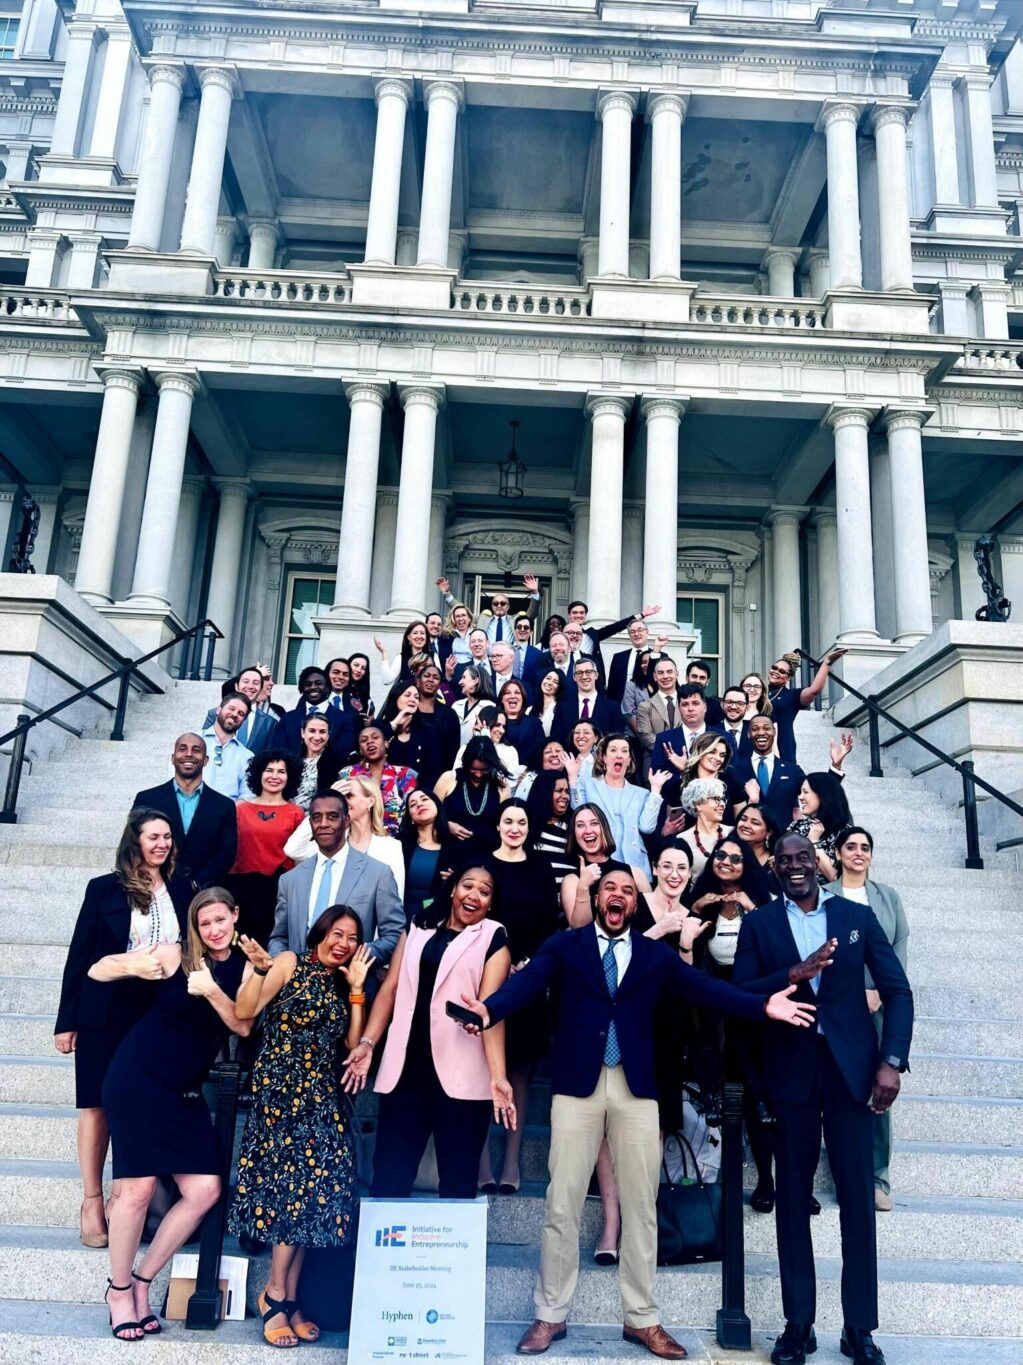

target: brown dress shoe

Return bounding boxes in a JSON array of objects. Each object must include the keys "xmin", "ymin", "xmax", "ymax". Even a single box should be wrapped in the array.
[
  {"xmin": 622, "ymin": 1323, "xmax": 688, "ymax": 1358},
  {"xmin": 516, "ymin": 1320, "xmax": 567, "ymax": 1355}
]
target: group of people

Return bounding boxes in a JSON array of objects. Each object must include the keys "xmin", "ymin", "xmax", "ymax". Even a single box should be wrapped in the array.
[{"xmin": 54, "ymin": 577, "xmax": 913, "ymax": 1365}]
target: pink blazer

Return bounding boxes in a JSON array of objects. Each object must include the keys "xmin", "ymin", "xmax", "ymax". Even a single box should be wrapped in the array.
[{"xmin": 375, "ymin": 919, "xmax": 504, "ymax": 1101}]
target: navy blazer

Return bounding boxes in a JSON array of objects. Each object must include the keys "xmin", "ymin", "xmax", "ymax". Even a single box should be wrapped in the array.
[
  {"xmin": 649, "ymin": 723, "xmax": 728, "ymax": 805},
  {"xmin": 725, "ymin": 757, "xmax": 806, "ymax": 832},
  {"xmin": 732, "ymin": 894, "xmax": 913, "ymax": 1107},
  {"xmin": 552, "ymin": 693, "xmax": 626, "ymax": 747},
  {"xmin": 483, "ymin": 923, "xmax": 767, "ymax": 1100},
  {"xmin": 132, "ymin": 780, "xmax": 238, "ymax": 890},
  {"xmin": 278, "ymin": 700, "xmax": 359, "ymax": 763}
]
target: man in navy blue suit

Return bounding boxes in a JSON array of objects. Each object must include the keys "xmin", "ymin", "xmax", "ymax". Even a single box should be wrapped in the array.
[
  {"xmin": 648, "ymin": 684, "xmax": 727, "ymax": 807},
  {"xmin": 727, "ymin": 717, "xmax": 853, "ymax": 831},
  {"xmin": 732, "ymin": 833, "xmax": 913, "ymax": 1365},
  {"xmin": 277, "ymin": 665, "xmax": 358, "ymax": 760},
  {"xmin": 460, "ymin": 863, "xmax": 816, "ymax": 1359}
]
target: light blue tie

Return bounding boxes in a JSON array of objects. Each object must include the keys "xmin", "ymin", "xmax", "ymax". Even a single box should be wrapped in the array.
[
  {"xmin": 602, "ymin": 939, "xmax": 621, "ymax": 1068},
  {"xmin": 758, "ymin": 757, "xmax": 770, "ymax": 797},
  {"xmin": 312, "ymin": 858, "xmax": 335, "ymax": 921}
]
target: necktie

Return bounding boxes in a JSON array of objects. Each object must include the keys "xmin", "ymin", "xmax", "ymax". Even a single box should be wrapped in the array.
[
  {"xmin": 666, "ymin": 697, "xmax": 676, "ymax": 729},
  {"xmin": 313, "ymin": 857, "xmax": 335, "ymax": 920},
  {"xmin": 330, "ymin": 695, "xmax": 341, "ymax": 711},
  {"xmin": 495, "ymin": 617, "xmax": 504, "ymax": 642},
  {"xmin": 758, "ymin": 757, "xmax": 770, "ymax": 796},
  {"xmin": 602, "ymin": 939, "xmax": 621, "ymax": 1067},
  {"xmin": 581, "ymin": 697, "xmax": 590, "ymax": 721}
]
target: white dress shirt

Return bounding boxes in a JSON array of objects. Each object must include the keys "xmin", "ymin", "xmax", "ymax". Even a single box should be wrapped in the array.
[
  {"xmin": 307, "ymin": 845, "xmax": 350, "ymax": 927},
  {"xmin": 595, "ymin": 927, "xmax": 632, "ymax": 982}
]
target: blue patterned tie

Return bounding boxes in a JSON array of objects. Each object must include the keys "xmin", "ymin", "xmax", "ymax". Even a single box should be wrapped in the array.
[
  {"xmin": 758, "ymin": 756, "xmax": 770, "ymax": 797},
  {"xmin": 602, "ymin": 939, "xmax": 621, "ymax": 1068}
]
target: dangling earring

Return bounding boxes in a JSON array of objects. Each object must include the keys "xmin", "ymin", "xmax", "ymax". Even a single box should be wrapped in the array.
[{"xmin": 231, "ymin": 930, "xmax": 241, "ymax": 948}]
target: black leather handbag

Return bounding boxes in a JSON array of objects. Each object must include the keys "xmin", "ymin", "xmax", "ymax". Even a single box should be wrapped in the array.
[{"xmin": 655, "ymin": 1130, "xmax": 723, "ymax": 1266}]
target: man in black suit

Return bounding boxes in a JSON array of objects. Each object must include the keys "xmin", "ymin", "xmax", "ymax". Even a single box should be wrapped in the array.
[
  {"xmin": 278, "ymin": 665, "xmax": 358, "ymax": 760},
  {"xmin": 512, "ymin": 613, "xmax": 542, "ymax": 681},
  {"xmin": 133, "ymin": 733, "xmax": 237, "ymax": 889},
  {"xmin": 423, "ymin": 610, "xmax": 453, "ymax": 673},
  {"xmin": 733, "ymin": 834, "xmax": 913, "ymax": 1365},
  {"xmin": 649, "ymin": 684, "xmax": 727, "ymax": 806},
  {"xmin": 526, "ymin": 630, "xmax": 578, "ymax": 692},
  {"xmin": 727, "ymin": 717, "xmax": 851, "ymax": 832},
  {"xmin": 685, "ymin": 659, "xmax": 724, "ymax": 727},
  {"xmin": 567, "ymin": 599, "xmax": 661, "ymax": 666},
  {"xmin": 552, "ymin": 656, "xmax": 623, "ymax": 746},
  {"xmin": 461, "ymin": 863, "xmax": 816, "ymax": 1359},
  {"xmin": 607, "ymin": 617, "xmax": 656, "ymax": 703},
  {"xmin": 719, "ymin": 685, "xmax": 753, "ymax": 759}
]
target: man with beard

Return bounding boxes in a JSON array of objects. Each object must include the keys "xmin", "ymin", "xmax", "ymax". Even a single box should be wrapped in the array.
[
  {"xmin": 459, "ymin": 863, "xmax": 817, "ymax": 1359},
  {"xmin": 201, "ymin": 664, "xmax": 279, "ymax": 754},
  {"xmin": 198, "ymin": 693, "xmax": 254, "ymax": 802}
]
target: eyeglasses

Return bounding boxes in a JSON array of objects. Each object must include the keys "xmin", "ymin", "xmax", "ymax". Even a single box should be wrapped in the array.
[
  {"xmin": 713, "ymin": 851, "xmax": 743, "ymax": 866},
  {"xmin": 492, "ymin": 600, "xmax": 509, "ymax": 608}
]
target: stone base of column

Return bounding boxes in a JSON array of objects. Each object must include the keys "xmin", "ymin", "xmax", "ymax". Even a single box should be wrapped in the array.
[
  {"xmin": 924, "ymin": 205, "xmax": 1008, "ymax": 237},
  {"xmin": 589, "ymin": 278, "xmax": 696, "ymax": 325},
  {"xmin": 824, "ymin": 289, "xmax": 933, "ymax": 336},
  {"xmin": 349, "ymin": 263, "xmax": 457, "ymax": 311},
  {"xmin": 35, "ymin": 153, "xmax": 125, "ymax": 189},
  {"xmin": 98, "ymin": 601, "xmax": 187, "ymax": 658},
  {"xmin": 821, "ymin": 636, "xmax": 907, "ymax": 700},
  {"xmin": 312, "ymin": 614, "xmax": 412, "ymax": 701},
  {"xmin": 107, "ymin": 250, "xmax": 217, "ymax": 297}
]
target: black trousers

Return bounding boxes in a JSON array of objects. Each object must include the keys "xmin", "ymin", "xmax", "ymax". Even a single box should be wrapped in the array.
[
  {"xmin": 773, "ymin": 1036, "xmax": 877, "ymax": 1330},
  {"xmin": 371, "ymin": 1065, "xmax": 492, "ymax": 1201}
]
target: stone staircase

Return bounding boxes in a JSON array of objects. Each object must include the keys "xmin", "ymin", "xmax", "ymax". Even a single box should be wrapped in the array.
[{"xmin": 0, "ymin": 685, "xmax": 1021, "ymax": 1363}]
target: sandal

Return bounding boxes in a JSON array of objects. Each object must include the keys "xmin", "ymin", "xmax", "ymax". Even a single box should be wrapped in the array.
[
  {"xmin": 257, "ymin": 1288, "xmax": 300, "ymax": 1348},
  {"xmin": 131, "ymin": 1270, "xmax": 162, "ymax": 1334},
  {"xmin": 286, "ymin": 1300, "xmax": 320, "ymax": 1342},
  {"xmin": 105, "ymin": 1280, "xmax": 143, "ymax": 1342},
  {"xmin": 80, "ymin": 1192, "xmax": 108, "ymax": 1249}
]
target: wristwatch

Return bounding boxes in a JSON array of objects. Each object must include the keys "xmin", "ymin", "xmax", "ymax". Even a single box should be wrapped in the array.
[{"xmin": 883, "ymin": 1054, "xmax": 907, "ymax": 1073}]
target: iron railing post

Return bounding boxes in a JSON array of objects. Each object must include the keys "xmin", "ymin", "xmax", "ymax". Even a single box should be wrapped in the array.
[
  {"xmin": 0, "ymin": 713, "xmax": 31, "ymax": 825},
  {"xmin": 867, "ymin": 698, "xmax": 883, "ymax": 778},
  {"xmin": 186, "ymin": 1062, "xmax": 241, "ymax": 1330},
  {"xmin": 962, "ymin": 760, "xmax": 984, "ymax": 870},
  {"xmin": 202, "ymin": 630, "xmax": 217, "ymax": 682},
  {"xmin": 716, "ymin": 1081, "xmax": 751, "ymax": 1350},
  {"xmin": 110, "ymin": 669, "xmax": 133, "ymax": 742}
]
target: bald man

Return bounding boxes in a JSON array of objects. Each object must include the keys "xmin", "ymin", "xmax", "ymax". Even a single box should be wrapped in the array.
[{"xmin": 132, "ymin": 732, "xmax": 238, "ymax": 889}]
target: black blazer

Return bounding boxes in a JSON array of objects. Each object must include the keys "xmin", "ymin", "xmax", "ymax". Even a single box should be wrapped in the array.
[
  {"xmin": 55, "ymin": 873, "xmax": 191, "ymax": 1034},
  {"xmin": 553, "ymin": 693, "xmax": 625, "ymax": 747},
  {"xmin": 133, "ymin": 780, "xmax": 238, "ymax": 890},
  {"xmin": 504, "ymin": 715, "xmax": 546, "ymax": 771},
  {"xmin": 726, "ymin": 757, "xmax": 806, "ymax": 831},
  {"xmin": 732, "ymin": 894, "xmax": 913, "ymax": 1107},
  {"xmin": 484, "ymin": 922, "xmax": 767, "ymax": 1100},
  {"xmin": 720, "ymin": 721, "xmax": 753, "ymax": 763},
  {"xmin": 607, "ymin": 648, "xmax": 637, "ymax": 704},
  {"xmin": 278, "ymin": 701, "xmax": 358, "ymax": 763}
]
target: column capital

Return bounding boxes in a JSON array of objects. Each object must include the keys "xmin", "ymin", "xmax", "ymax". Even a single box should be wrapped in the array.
[
  {"xmin": 811, "ymin": 506, "xmax": 838, "ymax": 531},
  {"xmin": 825, "ymin": 403, "xmax": 876, "ymax": 431},
  {"xmin": 765, "ymin": 505, "xmax": 808, "ymax": 530},
  {"xmin": 152, "ymin": 369, "xmax": 203, "ymax": 399},
  {"xmin": 763, "ymin": 245, "xmax": 799, "ymax": 267},
  {"xmin": 969, "ymin": 280, "xmax": 1013, "ymax": 302},
  {"xmin": 928, "ymin": 70, "xmax": 958, "ymax": 92},
  {"xmin": 997, "ymin": 536, "xmax": 1023, "ymax": 555},
  {"xmin": 423, "ymin": 78, "xmax": 465, "ymax": 112},
  {"xmin": 569, "ymin": 496, "xmax": 590, "ymax": 516},
  {"xmin": 374, "ymin": 75, "xmax": 413, "ymax": 109},
  {"xmin": 585, "ymin": 391, "xmax": 633, "ymax": 421},
  {"xmin": 181, "ymin": 476, "xmax": 207, "ymax": 499},
  {"xmin": 344, "ymin": 380, "xmax": 389, "ymax": 409},
  {"xmin": 213, "ymin": 477, "xmax": 252, "ymax": 502},
  {"xmin": 957, "ymin": 71, "xmax": 993, "ymax": 94},
  {"xmin": 881, "ymin": 405, "xmax": 932, "ymax": 434},
  {"xmin": 646, "ymin": 89, "xmax": 689, "ymax": 122},
  {"xmin": 145, "ymin": 61, "xmax": 187, "ymax": 93},
  {"xmin": 870, "ymin": 102, "xmax": 911, "ymax": 133},
  {"xmin": 399, "ymin": 382, "xmax": 444, "ymax": 411},
  {"xmin": 622, "ymin": 501, "xmax": 644, "ymax": 524},
  {"xmin": 431, "ymin": 490, "xmax": 454, "ymax": 511},
  {"xmin": 816, "ymin": 100, "xmax": 862, "ymax": 133},
  {"xmin": 640, "ymin": 394, "xmax": 688, "ymax": 422},
  {"xmin": 195, "ymin": 65, "xmax": 241, "ymax": 100},
  {"xmin": 245, "ymin": 216, "xmax": 280, "ymax": 242},
  {"xmin": 596, "ymin": 88, "xmax": 638, "ymax": 122},
  {"xmin": 95, "ymin": 366, "xmax": 144, "ymax": 394},
  {"xmin": 377, "ymin": 486, "xmax": 401, "ymax": 509}
]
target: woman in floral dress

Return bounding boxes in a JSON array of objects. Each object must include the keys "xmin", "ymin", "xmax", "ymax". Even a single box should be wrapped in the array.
[{"xmin": 230, "ymin": 907, "xmax": 371, "ymax": 1348}]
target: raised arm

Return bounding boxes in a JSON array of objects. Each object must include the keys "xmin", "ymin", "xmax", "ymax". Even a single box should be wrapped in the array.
[
  {"xmin": 186, "ymin": 961, "xmax": 256, "ymax": 1037},
  {"xmin": 234, "ymin": 938, "xmax": 298, "ymax": 1020},
  {"xmin": 798, "ymin": 647, "xmax": 847, "ymax": 708}
]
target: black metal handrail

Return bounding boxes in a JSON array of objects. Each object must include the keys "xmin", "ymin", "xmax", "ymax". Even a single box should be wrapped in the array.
[
  {"xmin": 0, "ymin": 617, "xmax": 222, "ymax": 824},
  {"xmin": 187, "ymin": 1061, "xmax": 242, "ymax": 1330},
  {"xmin": 797, "ymin": 648, "xmax": 1023, "ymax": 870}
]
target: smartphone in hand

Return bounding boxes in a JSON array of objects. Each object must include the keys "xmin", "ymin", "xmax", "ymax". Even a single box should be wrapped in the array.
[{"xmin": 445, "ymin": 1000, "xmax": 482, "ymax": 1027}]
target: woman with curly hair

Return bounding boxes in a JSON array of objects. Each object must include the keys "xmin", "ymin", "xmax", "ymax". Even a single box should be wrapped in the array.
[
  {"xmin": 229, "ymin": 750, "xmax": 306, "ymax": 943},
  {"xmin": 678, "ymin": 776, "xmax": 733, "ymax": 880},
  {"xmin": 441, "ymin": 597, "xmax": 476, "ymax": 665}
]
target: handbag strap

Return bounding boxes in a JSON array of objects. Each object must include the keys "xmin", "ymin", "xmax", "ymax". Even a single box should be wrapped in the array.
[{"xmin": 665, "ymin": 1127, "xmax": 709, "ymax": 1190}]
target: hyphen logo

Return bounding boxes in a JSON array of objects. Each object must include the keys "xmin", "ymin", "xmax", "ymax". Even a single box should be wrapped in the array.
[{"xmin": 374, "ymin": 1225, "xmax": 407, "ymax": 1248}]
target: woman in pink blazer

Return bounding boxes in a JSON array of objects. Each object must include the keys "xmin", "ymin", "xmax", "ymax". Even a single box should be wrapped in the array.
[{"xmin": 343, "ymin": 863, "xmax": 516, "ymax": 1198}]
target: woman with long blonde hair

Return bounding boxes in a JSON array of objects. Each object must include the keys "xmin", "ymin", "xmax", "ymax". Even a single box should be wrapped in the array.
[{"xmin": 283, "ymin": 772, "xmax": 406, "ymax": 898}]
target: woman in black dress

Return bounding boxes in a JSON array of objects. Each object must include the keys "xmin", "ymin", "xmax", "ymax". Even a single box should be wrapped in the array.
[
  {"xmin": 435, "ymin": 735, "xmax": 512, "ymax": 862},
  {"xmin": 399, "ymin": 790, "xmax": 451, "ymax": 927},
  {"xmin": 54, "ymin": 808, "xmax": 190, "ymax": 1253},
  {"xmin": 346, "ymin": 652, "xmax": 375, "ymax": 719},
  {"xmin": 523, "ymin": 768, "xmax": 575, "ymax": 902},
  {"xmin": 480, "ymin": 799, "xmax": 560, "ymax": 1193},
  {"xmin": 498, "ymin": 679, "xmax": 545, "ymax": 772},
  {"xmin": 100, "ymin": 888, "xmax": 253, "ymax": 1340}
]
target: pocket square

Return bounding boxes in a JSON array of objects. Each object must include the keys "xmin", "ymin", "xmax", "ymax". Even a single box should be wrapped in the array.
[{"xmin": 849, "ymin": 929, "xmax": 859, "ymax": 944}]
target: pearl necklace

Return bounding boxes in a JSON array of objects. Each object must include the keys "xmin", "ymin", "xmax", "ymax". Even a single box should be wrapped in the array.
[{"xmin": 461, "ymin": 780, "xmax": 489, "ymax": 819}]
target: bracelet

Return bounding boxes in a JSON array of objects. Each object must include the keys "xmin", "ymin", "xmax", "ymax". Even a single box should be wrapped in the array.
[
  {"xmin": 349, "ymin": 992, "xmax": 366, "ymax": 1005},
  {"xmin": 362, "ymin": 1036, "xmax": 376, "ymax": 1049},
  {"xmin": 253, "ymin": 966, "xmax": 269, "ymax": 977}
]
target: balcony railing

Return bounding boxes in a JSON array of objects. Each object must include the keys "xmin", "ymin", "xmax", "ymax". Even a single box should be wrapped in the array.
[
  {"xmin": 451, "ymin": 284, "xmax": 592, "ymax": 317},
  {"xmin": 955, "ymin": 345, "xmax": 1023, "ymax": 371},
  {"xmin": 1, "ymin": 288, "xmax": 79, "ymax": 324},
  {"xmin": 691, "ymin": 293, "xmax": 825, "ymax": 329},
  {"xmin": 210, "ymin": 268, "xmax": 353, "ymax": 305}
]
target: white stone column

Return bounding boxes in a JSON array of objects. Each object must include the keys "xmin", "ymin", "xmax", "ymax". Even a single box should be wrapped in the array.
[
  {"xmin": 395, "ymin": 229, "xmax": 419, "ymax": 267},
  {"xmin": 883, "ymin": 408, "xmax": 932, "ymax": 644},
  {"xmin": 205, "ymin": 478, "xmax": 251, "ymax": 674},
  {"xmin": 971, "ymin": 283, "xmax": 1011, "ymax": 340},
  {"xmin": 128, "ymin": 63, "xmax": 186, "ymax": 252},
  {"xmin": 596, "ymin": 90, "xmax": 637, "ymax": 278},
  {"xmin": 213, "ymin": 216, "xmax": 239, "ymax": 268},
  {"xmin": 89, "ymin": 25, "xmax": 134, "ymax": 161},
  {"xmin": 364, "ymin": 78, "xmax": 411, "ymax": 267},
  {"xmin": 333, "ymin": 381, "xmax": 388, "ymax": 615},
  {"xmin": 868, "ymin": 434, "xmax": 896, "ymax": 640},
  {"xmin": 24, "ymin": 229, "xmax": 64, "ymax": 287},
  {"xmin": 578, "ymin": 237, "xmax": 599, "ymax": 282},
  {"xmin": 369, "ymin": 489, "xmax": 399, "ymax": 617},
  {"xmin": 417, "ymin": 80, "xmax": 463, "ymax": 269},
  {"xmin": 640, "ymin": 395, "xmax": 685, "ymax": 628},
  {"xmin": 247, "ymin": 218, "xmax": 279, "ymax": 271},
  {"xmin": 997, "ymin": 538, "xmax": 1023, "ymax": 617},
  {"xmin": 621, "ymin": 503, "xmax": 644, "ymax": 612},
  {"xmin": 926, "ymin": 75, "xmax": 961, "ymax": 206},
  {"xmin": 806, "ymin": 249, "xmax": 830, "ymax": 297},
  {"xmin": 585, "ymin": 393, "xmax": 631, "ymax": 622},
  {"xmin": 937, "ymin": 281, "xmax": 971, "ymax": 336},
  {"xmin": 112, "ymin": 397, "xmax": 156, "ymax": 602},
  {"xmin": 129, "ymin": 371, "xmax": 201, "ymax": 609},
  {"xmin": 19, "ymin": 0, "xmax": 59, "ymax": 60},
  {"xmin": 813, "ymin": 509, "xmax": 840, "ymax": 651},
  {"xmin": 959, "ymin": 73, "xmax": 999, "ymax": 209},
  {"xmin": 570, "ymin": 497, "xmax": 590, "ymax": 602},
  {"xmin": 827, "ymin": 407, "xmax": 879, "ymax": 641},
  {"xmin": 389, "ymin": 385, "xmax": 443, "ymax": 616},
  {"xmin": 647, "ymin": 91, "xmax": 686, "ymax": 282},
  {"xmin": 428, "ymin": 493, "xmax": 451, "ymax": 591},
  {"xmin": 763, "ymin": 247, "xmax": 798, "ymax": 297},
  {"xmin": 48, "ymin": 20, "xmax": 96, "ymax": 157},
  {"xmin": 820, "ymin": 101, "xmax": 863, "ymax": 290},
  {"xmin": 871, "ymin": 104, "xmax": 914, "ymax": 292},
  {"xmin": 75, "ymin": 369, "xmax": 143, "ymax": 605},
  {"xmin": 66, "ymin": 232, "xmax": 103, "ymax": 288},
  {"xmin": 168, "ymin": 478, "xmax": 205, "ymax": 620},
  {"xmin": 768, "ymin": 508, "xmax": 804, "ymax": 655},
  {"xmin": 178, "ymin": 67, "xmax": 238, "ymax": 257}
]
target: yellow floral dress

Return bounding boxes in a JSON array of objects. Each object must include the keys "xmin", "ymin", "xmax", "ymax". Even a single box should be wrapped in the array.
[{"xmin": 228, "ymin": 953, "xmax": 357, "ymax": 1247}]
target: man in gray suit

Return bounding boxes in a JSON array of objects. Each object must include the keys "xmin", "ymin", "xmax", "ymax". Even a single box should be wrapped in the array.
[{"xmin": 268, "ymin": 791, "xmax": 405, "ymax": 966}]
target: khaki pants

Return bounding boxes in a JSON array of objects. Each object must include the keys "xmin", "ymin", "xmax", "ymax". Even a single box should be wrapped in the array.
[{"xmin": 535, "ymin": 1065, "xmax": 661, "ymax": 1329}]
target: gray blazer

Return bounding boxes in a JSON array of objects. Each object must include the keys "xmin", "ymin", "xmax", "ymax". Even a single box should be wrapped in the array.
[
  {"xmin": 269, "ymin": 846, "xmax": 405, "ymax": 965},
  {"xmin": 202, "ymin": 705, "xmax": 279, "ymax": 757},
  {"xmin": 863, "ymin": 879, "xmax": 909, "ymax": 988}
]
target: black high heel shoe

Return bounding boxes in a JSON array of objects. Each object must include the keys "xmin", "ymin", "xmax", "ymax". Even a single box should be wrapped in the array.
[
  {"xmin": 131, "ymin": 1270, "xmax": 161, "ymax": 1334},
  {"xmin": 105, "ymin": 1279, "xmax": 142, "ymax": 1342}
]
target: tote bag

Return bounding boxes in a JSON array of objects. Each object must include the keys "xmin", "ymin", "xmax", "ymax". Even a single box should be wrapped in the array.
[{"xmin": 655, "ymin": 1128, "xmax": 723, "ymax": 1266}]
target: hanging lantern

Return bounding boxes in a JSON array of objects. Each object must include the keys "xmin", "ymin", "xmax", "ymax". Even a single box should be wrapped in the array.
[{"xmin": 497, "ymin": 419, "xmax": 527, "ymax": 498}]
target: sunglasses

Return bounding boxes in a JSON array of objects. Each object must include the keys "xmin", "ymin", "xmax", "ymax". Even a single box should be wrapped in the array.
[{"xmin": 713, "ymin": 851, "xmax": 743, "ymax": 866}]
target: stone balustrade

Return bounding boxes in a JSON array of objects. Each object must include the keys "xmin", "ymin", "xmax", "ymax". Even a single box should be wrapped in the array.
[
  {"xmin": 691, "ymin": 294, "xmax": 825, "ymax": 329},
  {"xmin": 452, "ymin": 285, "xmax": 592, "ymax": 317},
  {"xmin": 1010, "ymin": 283, "xmax": 1023, "ymax": 310},
  {"xmin": 211, "ymin": 268, "xmax": 353, "ymax": 305},
  {"xmin": 957, "ymin": 345, "xmax": 1023, "ymax": 371},
  {"xmin": 1, "ymin": 288, "xmax": 78, "ymax": 324}
]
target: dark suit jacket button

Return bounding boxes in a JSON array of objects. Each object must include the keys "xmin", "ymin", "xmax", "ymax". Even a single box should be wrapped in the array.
[{"xmin": 598, "ymin": 1030, "xmax": 606, "ymax": 1039}]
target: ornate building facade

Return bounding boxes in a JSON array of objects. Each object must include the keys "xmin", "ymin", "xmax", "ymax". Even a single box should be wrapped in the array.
[{"xmin": 1, "ymin": 0, "xmax": 1022, "ymax": 692}]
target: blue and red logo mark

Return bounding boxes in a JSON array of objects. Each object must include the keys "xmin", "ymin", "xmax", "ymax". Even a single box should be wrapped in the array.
[{"xmin": 375, "ymin": 1225, "xmax": 407, "ymax": 1247}]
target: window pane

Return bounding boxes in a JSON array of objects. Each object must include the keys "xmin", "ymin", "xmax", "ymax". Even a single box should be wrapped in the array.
[{"xmin": 694, "ymin": 599, "xmax": 719, "ymax": 654}]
